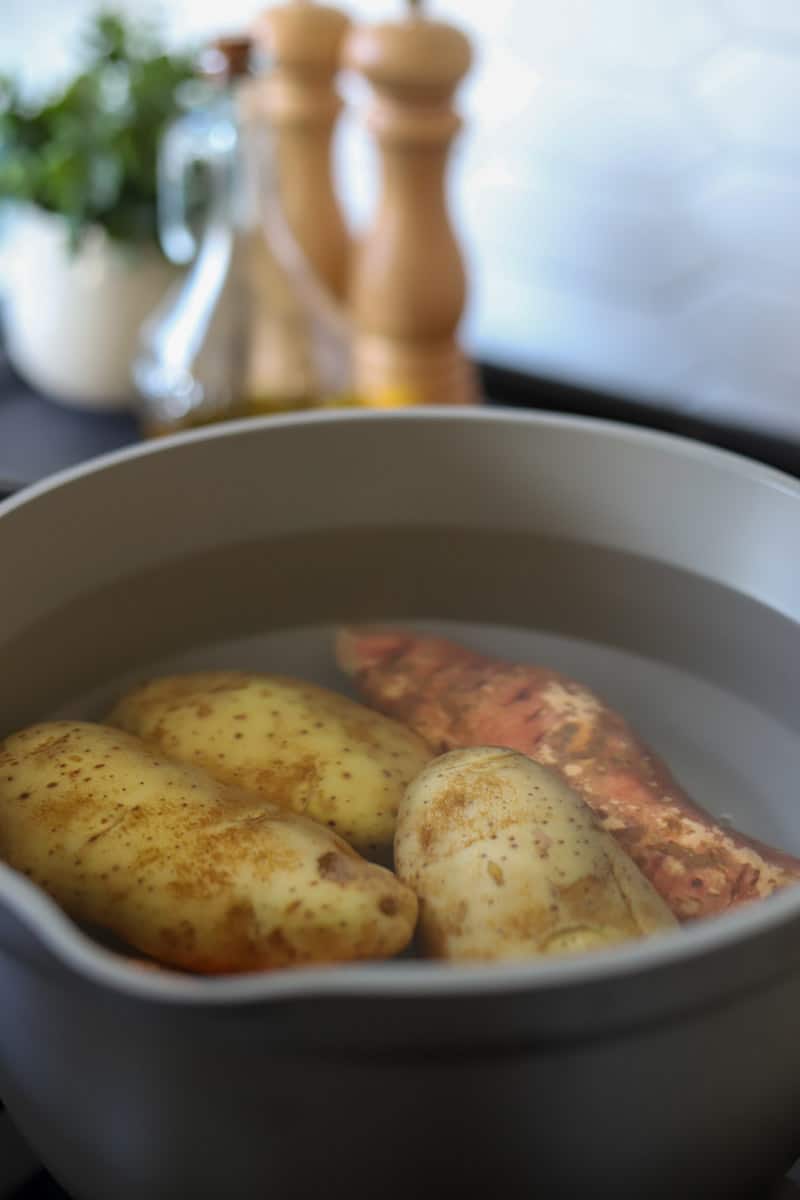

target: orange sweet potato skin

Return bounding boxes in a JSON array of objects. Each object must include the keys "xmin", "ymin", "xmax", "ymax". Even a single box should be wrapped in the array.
[{"xmin": 337, "ymin": 628, "xmax": 800, "ymax": 922}]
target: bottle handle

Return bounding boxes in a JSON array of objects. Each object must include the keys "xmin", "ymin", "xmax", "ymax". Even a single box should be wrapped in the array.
[{"xmin": 157, "ymin": 109, "xmax": 238, "ymax": 264}]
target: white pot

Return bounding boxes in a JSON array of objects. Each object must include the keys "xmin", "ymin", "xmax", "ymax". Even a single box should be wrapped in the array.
[{"xmin": 2, "ymin": 208, "xmax": 180, "ymax": 410}]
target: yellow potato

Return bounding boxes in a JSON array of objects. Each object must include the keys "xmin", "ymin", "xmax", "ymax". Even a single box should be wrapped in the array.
[
  {"xmin": 0, "ymin": 721, "xmax": 418, "ymax": 974},
  {"xmin": 107, "ymin": 671, "xmax": 432, "ymax": 860},
  {"xmin": 395, "ymin": 746, "xmax": 677, "ymax": 961}
]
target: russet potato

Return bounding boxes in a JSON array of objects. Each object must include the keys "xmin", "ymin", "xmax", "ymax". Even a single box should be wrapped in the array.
[
  {"xmin": 395, "ymin": 746, "xmax": 678, "ymax": 961},
  {"xmin": 0, "ymin": 721, "xmax": 418, "ymax": 974},
  {"xmin": 108, "ymin": 672, "xmax": 433, "ymax": 860}
]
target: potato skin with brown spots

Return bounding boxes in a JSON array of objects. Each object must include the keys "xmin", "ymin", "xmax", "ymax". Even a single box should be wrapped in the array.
[
  {"xmin": 0, "ymin": 722, "xmax": 418, "ymax": 974},
  {"xmin": 108, "ymin": 672, "xmax": 432, "ymax": 859},
  {"xmin": 395, "ymin": 747, "xmax": 677, "ymax": 961}
]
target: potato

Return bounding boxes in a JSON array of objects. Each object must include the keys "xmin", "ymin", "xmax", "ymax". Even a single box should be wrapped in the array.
[
  {"xmin": 395, "ymin": 746, "xmax": 678, "ymax": 961},
  {"xmin": 108, "ymin": 672, "xmax": 432, "ymax": 860},
  {"xmin": 0, "ymin": 721, "xmax": 418, "ymax": 974}
]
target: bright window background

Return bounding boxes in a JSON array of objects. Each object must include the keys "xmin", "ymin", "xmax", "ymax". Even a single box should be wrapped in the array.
[{"xmin": 3, "ymin": 0, "xmax": 800, "ymax": 435}]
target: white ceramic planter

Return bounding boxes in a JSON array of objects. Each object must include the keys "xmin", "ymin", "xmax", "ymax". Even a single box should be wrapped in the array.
[{"xmin": 2, "ymin": 208, "xmax": 179, "ymax": 410}]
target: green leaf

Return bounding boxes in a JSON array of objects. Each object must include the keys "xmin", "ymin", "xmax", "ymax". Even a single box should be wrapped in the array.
[{"xmin": 0, "ymin": 8, "xmax": 199, "ymax": 247}]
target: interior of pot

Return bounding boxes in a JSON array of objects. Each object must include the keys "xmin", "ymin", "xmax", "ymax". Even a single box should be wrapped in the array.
[
  {"xmin": 22, "ymin": 530, "xmax": 800, "ymax": 854},
  {"xmin": 1, "ymin": 408, "xmax": 799, "ymax": 998}
]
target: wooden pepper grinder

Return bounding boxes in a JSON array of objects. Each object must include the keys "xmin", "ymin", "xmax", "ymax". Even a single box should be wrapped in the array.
[
  {"xmin": 344, "ymin": 0, "xmax": 477, "ymax": 406},
  {"xmin": 252, "ymin": 0, "xmax": 351, "ymax": 302}
]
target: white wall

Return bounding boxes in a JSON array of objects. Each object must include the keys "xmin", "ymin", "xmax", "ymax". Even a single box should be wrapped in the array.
[{"xmin": 3, "ymin": 0, "xmax": 800, "ymax": 435}]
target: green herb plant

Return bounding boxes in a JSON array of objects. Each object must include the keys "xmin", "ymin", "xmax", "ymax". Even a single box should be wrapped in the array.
[{"xmin": 0, "ymin": 10, "xmax": 200, "ymax": 250}]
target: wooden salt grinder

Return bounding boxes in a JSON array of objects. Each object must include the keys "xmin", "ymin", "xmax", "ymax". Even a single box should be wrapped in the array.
[
  {"xmin": 344, "ymin": 6, "xmax": 477, "ymax": 406},
  {"xmin": 252, "ymin": 1, "xmax": 350, "ymax": 301}
]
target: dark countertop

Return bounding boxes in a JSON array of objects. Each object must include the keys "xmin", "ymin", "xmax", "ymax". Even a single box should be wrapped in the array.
[
  {"xmin": 481, "ymin": 363, "xmax": 800, "ymax": 482},
  {"xmin": 2, "ymin": 350, "xmax": 800, "ymax": 503},
  {"xmin": 0, "ymin": 350, "xmax": 138, "ymax": 496}
]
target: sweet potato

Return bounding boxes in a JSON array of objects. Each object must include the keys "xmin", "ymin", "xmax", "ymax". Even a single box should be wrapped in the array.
[{"xmin": 337, "ymin": 628, "xmax": 800, "ymax": 921}]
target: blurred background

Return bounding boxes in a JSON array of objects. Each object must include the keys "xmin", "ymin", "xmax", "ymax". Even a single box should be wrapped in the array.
[{"xmin": 2, "ymin": 0, "xmax": 800, "ymax": 437}]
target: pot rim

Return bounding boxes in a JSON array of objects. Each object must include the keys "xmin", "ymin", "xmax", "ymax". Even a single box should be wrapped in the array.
[
  {"xmin": 2, "ymin": 405, "xmax": 800, "ymax": 1007},
  {"xmin": 4, "ymin": 405, "xmax": 799, "ymax": 518}
]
